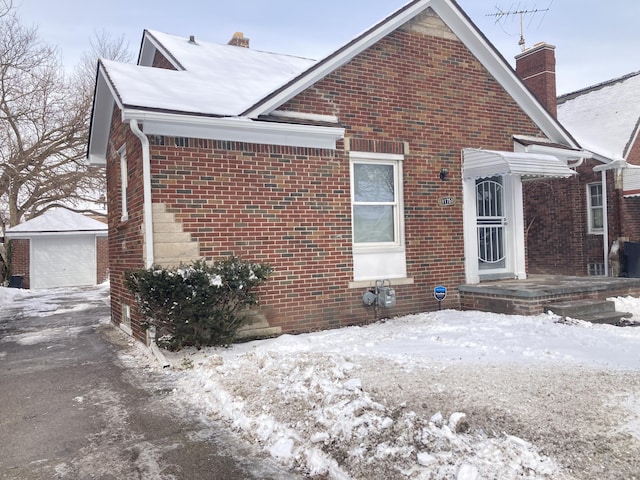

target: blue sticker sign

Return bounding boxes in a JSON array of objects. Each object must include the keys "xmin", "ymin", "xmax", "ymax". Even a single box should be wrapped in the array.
[{"xmin": 434, "ymin": 285, "xmax": 447, "ymax": 301}]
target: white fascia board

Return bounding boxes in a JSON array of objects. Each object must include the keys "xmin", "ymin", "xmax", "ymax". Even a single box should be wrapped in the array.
[
  {"xmin": 87, "ymin": 65, "xmax": 122, "ymax": 165},
  {"xmin": 87, "ymin": 154, "xmax": 107, "ymax": 166},
  {"xmin": 122, "ymin": 110, "xmax": 345, "ymax": 149},
  {"xmin": 242, "ymin": 0, "xmax": 434, "ymax": 118},
  {"xmin": 6, "ymin": 230, "xmax": 107, "ymax": 239},
  {"xmin": 428, "ymin": 0, "xmax": 577, "ymax": 147}
]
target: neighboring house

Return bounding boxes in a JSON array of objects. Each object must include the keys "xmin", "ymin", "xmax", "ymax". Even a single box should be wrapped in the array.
[
  {"xmin": 556, "ymin": 71, "xmax": 640, "ymax": 276},
  {"xmin": 88, "ymin": 0, "xmax": 595, "ymax": 342},
  {"xmin": 520, "ymin": 62, "xmax": 640, "ymax": 278},
  {"xmin": 5, "ymin": 209, "xmax": 108, "ymax": 289}
]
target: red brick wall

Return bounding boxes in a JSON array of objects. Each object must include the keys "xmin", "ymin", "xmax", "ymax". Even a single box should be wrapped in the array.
[
  {"xmin": 621, "ymin": 137, "xmax": 640, "ymax": 242},
  {"xmin": 96, "ymin": 236, "xmax": 109, "ymax": 284},
  {"xmin": 102, "ymin": 19, "xmax": 548, "ymax": 337},
  {"xmin": 523, "ymin": 159, "xmax": 622, "ymax": 275},
  {"xmin": 8, "ymin": 239, "xmax": 30, "ymax": 288},
  {"xmin": 105, "ymin": 105, "xmax": 147, "ymax": 343},
  {"xmin": 152, "ymin": 49, "xmax": 177, "ymax": 70}
]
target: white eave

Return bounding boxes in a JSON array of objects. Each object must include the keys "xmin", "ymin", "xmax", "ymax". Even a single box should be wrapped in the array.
[
  {"xmin": 6, "ymin": 229, "xmax": 107, "ymax": 239},
  {"xmin": 122, "ymin": 110, "xmax": 345, "ymax": 150},
  {"xmin": 87, "ymin": 64, "xmax": 344, "ymax": 165}
]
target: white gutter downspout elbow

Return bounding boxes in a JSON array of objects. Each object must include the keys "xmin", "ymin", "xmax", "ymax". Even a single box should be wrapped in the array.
[
  {"xmin": 129, "ymin": 119, "xmax": 155, "ymax": 268},
  {"xmin": 567, "ymin": 157, "xmax": 585, "ymax": 169}
]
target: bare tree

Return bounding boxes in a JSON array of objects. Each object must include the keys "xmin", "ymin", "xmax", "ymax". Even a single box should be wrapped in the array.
[{"xmin": 0, "ymin": 7, "xmax": 132, "ymax": 229}]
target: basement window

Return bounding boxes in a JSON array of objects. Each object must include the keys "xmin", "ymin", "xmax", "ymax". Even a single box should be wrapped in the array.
[
  {"xmin": 120, "ymin": 304, "xmax": 132, "ymax": 335},
  {"xmin": 588, "ymin": 263, "xmax": 605, "ymax": 276}
]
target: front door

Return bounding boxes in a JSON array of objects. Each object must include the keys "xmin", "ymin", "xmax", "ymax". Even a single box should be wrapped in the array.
[{"xmin": 476, "ymin": 176, "xmax": 509, "ymax": 277}]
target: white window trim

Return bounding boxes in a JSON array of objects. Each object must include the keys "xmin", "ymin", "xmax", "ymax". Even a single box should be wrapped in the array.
[
  {"xmin": 349, "ymin": 151, "xmax": 406, "ymax": 281},
  {"xmin": 587, "ymin": 182, "xmax": 604, "ymax": 235},
  {"xmin": 119, "ymin": 145, "xmax": 129, "ymax": 222}
]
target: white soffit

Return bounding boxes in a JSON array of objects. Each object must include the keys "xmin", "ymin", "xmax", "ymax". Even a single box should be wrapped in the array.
[
  {"xmin": 462, "ymin": 149, "xmax": 577, "ymax": 179},
  {"xmin": 132, "ymin": 112, "xmax": 345, "ymax": 150}
]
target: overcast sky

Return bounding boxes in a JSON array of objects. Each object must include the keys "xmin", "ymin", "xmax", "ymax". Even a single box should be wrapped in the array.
[{"xmin": 15, "ymin": 0, "xmax": 640, "ymax": 95}]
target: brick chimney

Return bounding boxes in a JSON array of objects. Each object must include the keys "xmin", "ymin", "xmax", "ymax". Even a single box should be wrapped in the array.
[
  {"xmin": 228, "ymin": 32, "xmax": 250, "ymax": 48},
  {"xmin": 515, "ymin": 42, "xmax": 557, "ymax": 117}
]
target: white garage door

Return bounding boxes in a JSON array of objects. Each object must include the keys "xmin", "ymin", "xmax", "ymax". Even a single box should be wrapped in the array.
[{"xmin": 31, "ymin": 235, "xmax": 96, "ymax": 289}]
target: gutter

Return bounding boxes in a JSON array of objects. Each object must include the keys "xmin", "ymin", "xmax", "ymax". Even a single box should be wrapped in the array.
[
  {"xmin": 120, "ymin": 110, "xmax": 345, "ymax": 150},
  {"xmin": 129, "ymin": 119, "xmax": 155, "ymax": 268}
]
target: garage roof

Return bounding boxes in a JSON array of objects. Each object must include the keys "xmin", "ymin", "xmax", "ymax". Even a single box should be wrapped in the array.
[{"xmin": 6, "ymin": 209, "xmax": 107, "ymax": 238}]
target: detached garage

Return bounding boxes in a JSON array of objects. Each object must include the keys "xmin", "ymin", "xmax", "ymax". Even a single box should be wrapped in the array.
[{"xmin": 6, "ymin": 209, "xmax": 108, "ymax": 289}]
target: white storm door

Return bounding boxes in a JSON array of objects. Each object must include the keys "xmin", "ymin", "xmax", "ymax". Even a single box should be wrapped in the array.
[{"xmin": 476, "ymin": 176, "xmax": 509, "ymax": 276}]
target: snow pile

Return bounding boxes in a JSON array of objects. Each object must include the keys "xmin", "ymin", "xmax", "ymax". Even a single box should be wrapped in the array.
[
  {"xmin": 174, "ymin": 343, "xmax": 564, "ymax": 479},
  {"xmin": 165, "ymin": 302, "xmax": 640, "ymax": 479},
  {"xmin": 0, "ymin": 285, "xmax": 27, "ymax": 304}
]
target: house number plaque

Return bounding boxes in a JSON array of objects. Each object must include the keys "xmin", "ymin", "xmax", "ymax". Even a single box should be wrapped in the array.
[{"xmin": 438, "ymin": 197, "xmax": 454, "ymax": 206}]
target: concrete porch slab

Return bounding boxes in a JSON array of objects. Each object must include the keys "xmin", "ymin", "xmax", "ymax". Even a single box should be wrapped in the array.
[{"xmin": 458, "ymin": 275, "xmax": 640, "ymax": 316}]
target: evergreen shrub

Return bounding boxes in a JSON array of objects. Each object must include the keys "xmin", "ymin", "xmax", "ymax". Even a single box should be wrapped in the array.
[{"xmin": 124, "ymin": 257, "xmax": 273, "ymax": 350}]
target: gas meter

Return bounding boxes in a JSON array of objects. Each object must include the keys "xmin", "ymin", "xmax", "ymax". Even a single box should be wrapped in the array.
[{"xmin": 376, "ymin": 279, "xmax": 396, "ymax": 308}]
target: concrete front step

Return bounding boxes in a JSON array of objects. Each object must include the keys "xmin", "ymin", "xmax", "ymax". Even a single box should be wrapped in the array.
[
  {"xmin": 545, "ymin": 299, "xmax": 616, "ymax": 317},
  {"xmin": 544, "ymin": 299, "xmax": 632, "ymax": 325},
  {"xmin": 579, "ymin": 311, "xmax": 633, "ymax": 325}
]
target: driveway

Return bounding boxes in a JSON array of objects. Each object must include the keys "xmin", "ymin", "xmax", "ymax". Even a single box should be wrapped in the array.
[{"xmin": 0, "ymin": 285, "xmax": 300, "ymax": 480}]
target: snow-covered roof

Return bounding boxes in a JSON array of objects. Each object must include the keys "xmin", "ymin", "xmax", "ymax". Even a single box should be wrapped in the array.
[
  {"xmin": 558, "ymin": 71, "xmax": 640, "ymax": 161},
  {"xmin": 103, "ymin": 30, "xmax": 315, "ymax": 117},
  {"xmin": 6, "ymin": 209, "xmax": 108, "ymax": 237},
  {"xmin": 88, "ymin": 0, "xmax": 578, "ymax": 165}
]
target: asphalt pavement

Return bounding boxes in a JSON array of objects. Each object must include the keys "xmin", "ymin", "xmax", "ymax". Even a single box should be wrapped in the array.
[{"xmin": 0, "ymin": 286, "xmax": 300, "ymax": 480}]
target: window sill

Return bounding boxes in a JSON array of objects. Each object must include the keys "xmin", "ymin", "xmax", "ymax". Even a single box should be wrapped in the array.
[{"xmin": 349, "ymin": 277, "xmax": 414, "ymax": 289}]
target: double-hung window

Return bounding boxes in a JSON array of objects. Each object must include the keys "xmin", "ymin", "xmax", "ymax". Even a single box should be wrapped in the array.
[
  {"xmin": 587, "ymin": 183, "xmax": 604, "ymax": 234},
  {"xmin": 350, "ymin": 152, "xmax": 406, "ymax": 280}
]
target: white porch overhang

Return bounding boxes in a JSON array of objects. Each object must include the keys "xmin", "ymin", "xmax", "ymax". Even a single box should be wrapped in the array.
[
  {"xmin": 462, "ymin": 148, "xmax": 577, "ymax": 180},
  {"xmin": 593, "ymin": 160, "xmax": 640, "ymax": 197}
]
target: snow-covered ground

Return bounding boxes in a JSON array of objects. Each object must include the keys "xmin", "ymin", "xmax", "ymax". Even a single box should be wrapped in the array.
[{"xmin": 2, "ymin": 285, "xmax": 640, "ymax": 479}]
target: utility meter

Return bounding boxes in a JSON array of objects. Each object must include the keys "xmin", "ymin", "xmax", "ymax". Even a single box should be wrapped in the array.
[
  {"xmin": 376, "ymin": 279, "xmax": 396, "ymax": 308},
  {"xmin": 363, "ymin": 290, "xmax": 377, "ymax": 306}
]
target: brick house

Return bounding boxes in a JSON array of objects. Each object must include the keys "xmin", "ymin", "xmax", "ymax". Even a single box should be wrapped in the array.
[
  {"xmin": 517, "ymin": 46, "xmax": 640, "ymax": 278},
  {"xmin": 88, "ymin": 0, "xmax": 594, "ymax": 342}
]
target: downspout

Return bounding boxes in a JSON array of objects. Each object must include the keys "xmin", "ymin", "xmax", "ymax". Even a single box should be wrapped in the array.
[
  {"xmin": 129, "ymin": 119, "xmax": 155, "ymax": 268},
  {"xmin": 129, "ymin": 119, "xmax": 168, "ymax": 364},
  {"xmin": 601, "ymin": 170, "xmax": 609, "ymax": 276}
]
